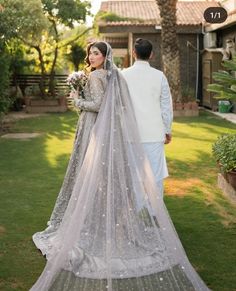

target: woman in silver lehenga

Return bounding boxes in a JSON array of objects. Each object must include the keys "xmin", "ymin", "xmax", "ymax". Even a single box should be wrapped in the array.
[
  {"xmin": 31, "ymin": 42, "xmax": 211, "ymax": 291},
  {"xmin": 32, "ymin": 42, "xmax": 108, "ymax": 255}
]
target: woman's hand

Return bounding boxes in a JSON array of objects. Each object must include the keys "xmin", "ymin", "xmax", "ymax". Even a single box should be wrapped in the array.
[{"xmin": 67, "ymin": 89, "xmax": 79, "ymax": 108}]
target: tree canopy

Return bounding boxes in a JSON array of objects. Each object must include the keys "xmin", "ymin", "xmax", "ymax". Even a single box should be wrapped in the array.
[
  {"xmin": 0, "ymin": 0, "xmax": 92, "ymax": 114},
  {"xmin": 0, "ymin": 0, "xmax": 48, "ymax": 43}
]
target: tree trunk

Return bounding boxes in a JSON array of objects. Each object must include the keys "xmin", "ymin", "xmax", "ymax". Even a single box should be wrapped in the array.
[
  {"xmin": 49, "ymin": 45, "xmax": 58, "ymax": 97},
  {"xmin": 49, "ymin": 19, "xmax": 59, "ymax": 97},
  {"xmin": 156, "ymin": 0, "xmax": 182, "ymax": 102},
  {"xmin": 34, "ymin": 45, "xmax": 46, "ymax": 98}
]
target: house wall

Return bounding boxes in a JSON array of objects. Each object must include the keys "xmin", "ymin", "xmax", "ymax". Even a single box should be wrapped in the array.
[
  {"xmin": 220, "ymin": 0, "xmax": 236, "ymax": 11},
  {"xmin": 132, "ymin": 33, "xmax": 162, "ymax": 69},
  {"xmin": 133, "ymin": 33, "xmax": 199, "ymax": 96},
  {"xmin": 217, "ymin": 25, "xmax": 236, "ymax": 112},
  {"xmin": 218, "ymin": 25, "xmax": 236, "ymax": 48},
  {"xmin": 179, "ymin": 34, "xmax": 199, "ymax": 96}
]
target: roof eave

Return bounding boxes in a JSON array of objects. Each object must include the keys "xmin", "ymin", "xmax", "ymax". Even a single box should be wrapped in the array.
[
  {"xmin": 98, "ymin": 22, "xmax": 203, "ymax": 34},
  {"xmin": 204, "ymin": 12, "xmax": 236, "ymax": 32}
]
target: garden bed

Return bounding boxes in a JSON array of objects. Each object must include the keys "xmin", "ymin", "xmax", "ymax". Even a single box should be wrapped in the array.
[
  {"xmin": 25, "ymin": 97, "xmax": 67, "ymax": 113},
  {"xmin": 218, "ymin": 173, "xmax": 236, "ymax": 204}
]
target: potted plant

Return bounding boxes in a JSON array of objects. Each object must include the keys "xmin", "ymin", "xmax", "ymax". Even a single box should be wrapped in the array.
[
  {"xmin": 173, "ymin": 86, "xmax": 199, "ymax": 116},
  {"xmin": 212, "ymin": 133, "xmax": 236, "ymax": 189},
  {"xmin": 207, "ymin": 56, "xmax": 236, "ymax": 112},
  {"xmin": 57, "ymin": 89, "xmax": 68, "ymax": 107},
  {"xmin": 24, "ymin": 84, "xmax": 41, "ymax": 105}
]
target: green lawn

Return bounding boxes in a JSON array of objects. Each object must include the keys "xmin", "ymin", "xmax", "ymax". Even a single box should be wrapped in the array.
[{"xmin": 0, "ymin": 110, "xmax": 236, "ymax": 291}]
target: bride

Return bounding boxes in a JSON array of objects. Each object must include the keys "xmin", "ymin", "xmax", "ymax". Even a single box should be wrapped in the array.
[
  {"xmin": 31, "ymin": 41, "xmax": 210, "ymax": 290},
  {"xmin": 32, "ymin": 42, "xmax": 108, "ymax": 255}
]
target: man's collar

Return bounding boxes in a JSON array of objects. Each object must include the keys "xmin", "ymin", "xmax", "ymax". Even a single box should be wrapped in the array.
[{"xmin": 133, "ymin": 60, "xmax": 150, "ymax": 66}]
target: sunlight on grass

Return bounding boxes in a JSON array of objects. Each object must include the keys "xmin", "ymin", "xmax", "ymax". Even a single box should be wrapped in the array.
[
  {"xmin": 164, "ymin": 110, "xmax": 236, "ymax": 229},
  {"xmin": 0, "ymin": 110, "xmax": 236, "ymax": 290},
  {"xmin": 44, "ymin": 133, "xmax": 74, "ymax": 167},
  {"xmin": 165, "ymin": 177, "xmax": 203, "ymax": 197}
]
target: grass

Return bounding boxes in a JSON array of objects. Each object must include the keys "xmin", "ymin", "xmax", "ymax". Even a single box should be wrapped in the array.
[{"xmin": 0, "ymin": 109, "xmax": 236, "ymax": 291}]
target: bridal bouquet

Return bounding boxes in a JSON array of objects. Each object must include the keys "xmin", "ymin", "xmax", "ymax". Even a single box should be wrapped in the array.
[{"xmin": 66, "ymin": 71, "xmax": 88, "ymax": 99}]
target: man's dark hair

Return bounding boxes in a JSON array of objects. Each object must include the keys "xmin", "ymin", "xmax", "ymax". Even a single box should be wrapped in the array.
[{"xmin": 134, "ymin": 38, "xmax": 153, "ymax": 60}]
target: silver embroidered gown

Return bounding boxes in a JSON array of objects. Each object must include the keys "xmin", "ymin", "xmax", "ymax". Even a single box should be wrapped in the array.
[{"xmin": 33, "ymin": 69, "xmax": 108, "ymax": 255}]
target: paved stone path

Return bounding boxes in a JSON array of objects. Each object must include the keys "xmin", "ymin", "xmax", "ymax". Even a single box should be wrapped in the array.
[
  {"xmin": 204, "ymin": 109, "xmax": 236, "ymax": 124},
  {"xmin": 2, "ymin": 111, "xmax": 47, "ymax": 123},
  {"xmin": 1, "ymin": 112, "xmax": 46, "ymax": 139},
  {"xmin": 1, "ymin": 133, "xmax": 42, "ymax": 139}
]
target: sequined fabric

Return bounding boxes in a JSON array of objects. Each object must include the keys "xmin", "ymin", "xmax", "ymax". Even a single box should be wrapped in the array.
[{"xmin": 32, "ymin": 69, "xmax": 107, "ymax": 255}]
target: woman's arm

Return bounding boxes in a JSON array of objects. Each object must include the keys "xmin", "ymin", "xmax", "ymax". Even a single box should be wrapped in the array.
[{"xmin": 75, "ymin": 72, "xmax": 105, "ymax": 113}]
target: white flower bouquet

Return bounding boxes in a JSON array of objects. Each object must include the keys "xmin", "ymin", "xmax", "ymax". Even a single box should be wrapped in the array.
[{"xmin": 66, "ymin": 71, "xmax": 88, "ymax": 99}]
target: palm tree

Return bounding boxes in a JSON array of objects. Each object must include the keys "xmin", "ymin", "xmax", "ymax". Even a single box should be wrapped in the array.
[{"xmin": 156, "ymin": 0, "xmax": 182, "ymax": 102}]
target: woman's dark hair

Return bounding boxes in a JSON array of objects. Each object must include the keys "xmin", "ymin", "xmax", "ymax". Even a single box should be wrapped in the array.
[
  {"xmin": 134, "ymin": 38, "xmax": 153, "ymax": 60},
  {"xmin": 85, "ymin": 41, "xmax": 108, "ymax": 71}
]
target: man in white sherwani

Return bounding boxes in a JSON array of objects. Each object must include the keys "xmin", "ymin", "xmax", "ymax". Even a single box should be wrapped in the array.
[{"xmin": 122, "ymin": 38, "xmax": 173, "ymax": 199}]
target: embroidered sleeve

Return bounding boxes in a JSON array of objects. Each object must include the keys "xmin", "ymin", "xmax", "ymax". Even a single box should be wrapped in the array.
[
  {"xmin": 75, "ymin": 72, "xmax": 105, "ymax": 112},
  {"xmin": 160, "ymin": 74, "xmax": 173, "ymax": 134}
]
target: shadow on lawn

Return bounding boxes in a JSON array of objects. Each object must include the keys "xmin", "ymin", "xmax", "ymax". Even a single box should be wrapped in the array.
[
  {"xmin": 165, "ymin": 194, "xmax": 236, "ymax": 291},
  {"xmin": 9, "ymin": 150, "xmax": 235, "ymax": 290},
  {"xmin": 175, "ymin": 110, "xmax": 236, "ymax": 130},
  {"xmin": 0, "ymin": 112, "xmax": 80, "ymax": 290},
  {"xmin": 173, "ymin": 113, "xmax": 236, "ymax": 145},
  {"xmin": 170, "ymin": 129, "xmax": 219, "ymax": 144},
  {"xmin": 29, "ymin": 115, "xmax": 236, "ymax": 291},
  {"xmin": 1, "ymin": 111, "xmax": 236, "ymax": 291},
  {"xmin": 11, "ymin": 111, "xmax": 79, "ymax": 141},
  {"xmin": 166, "ymin": 148, "xmax": 236, "ymax": 223},
  {"xmin": 167, "ymin": 149, "xmax": 216, "ymax": 177}
]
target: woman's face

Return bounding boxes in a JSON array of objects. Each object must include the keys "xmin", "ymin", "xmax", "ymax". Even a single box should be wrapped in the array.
[{"xmin": 89, "ymin": 46, "xmax": 105, "ymax": 69}]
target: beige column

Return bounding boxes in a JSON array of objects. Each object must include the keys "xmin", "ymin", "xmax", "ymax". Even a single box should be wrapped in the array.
[{"xmin": 128, "ymin": 32, "xmax": 133, "ymax": 66}]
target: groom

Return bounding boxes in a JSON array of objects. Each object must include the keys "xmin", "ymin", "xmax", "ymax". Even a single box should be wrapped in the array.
[{"xmin": 122, "ymin": 38, "xmax": 173, "ymax": 198}]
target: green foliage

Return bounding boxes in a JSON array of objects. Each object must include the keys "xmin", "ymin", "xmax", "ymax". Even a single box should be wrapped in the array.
[
  {"xmin": 212, "ymin": 134, "xmax": 236, "ymax": 172},
  {"xmin": 0, "ymin": 0, "xmax": 50, "ymax": 98},
  {"xmin": 181, "ymin": 86, "xmax": 195, "ymax": 102},
  {"xmin": 96, "ymin": 11, "xmax": 129, "ymax": 22},
  {"xmin": 8, "ymin": 40, "xmax": 32, "ymax": 75},
  {"xmin": 25, "ymin": 85, "xmax": 41, "ymax": 97},
  {"xmin": 0, "ymin": 0, "xmax": 49, "ymax": 43},
  {"xmin": 0, "ymin": 96, "xmax": 11, "ymax": 119},
  {"xmin": 95, "ymin": 11, "xmax": 144, "ymax": 23},
  {"xmin": 42, "ymin": 0, "xmax": 91, "ymax": 28},
  {"xmin": 0, "ymin": 43, "xmax": 11, "ymax": 119},
  {"xmin": 0, "ymin": 0, "xmax": 91, "ymax": 99},
  {"xmin": 207, "ymin": 57, "xmax": 236, "ymax": 100},
  {"xmin": 39, "ymin": 0, "xmax": 91, "ymax": 97},
  {"xmin": 66, "ymin": 44, "xmax": 86, "ymax": 71},
  {"xmin": 113, "ymin": 57, "xmax": 123, "ymax": 68}
]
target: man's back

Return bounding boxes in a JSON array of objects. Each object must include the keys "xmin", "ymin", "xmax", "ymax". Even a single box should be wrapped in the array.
[{"xmin": 122, "ymin": 61, "xmax": 165, "ymax": 142}]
